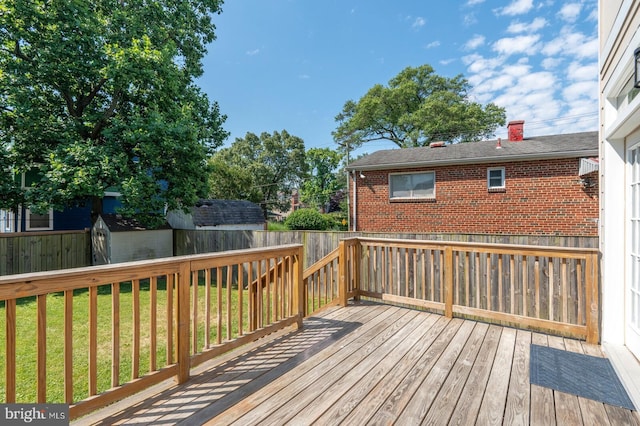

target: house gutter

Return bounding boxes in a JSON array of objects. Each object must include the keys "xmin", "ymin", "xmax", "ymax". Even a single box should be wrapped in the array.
[{"xmin": 345, "ymin": 149, "xmax": 599, "ymax": 172}]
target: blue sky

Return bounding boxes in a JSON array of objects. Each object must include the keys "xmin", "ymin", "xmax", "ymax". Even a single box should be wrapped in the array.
[{"xmin": 198, "ymin": 0, "xmax": 598, "ymax": 155}]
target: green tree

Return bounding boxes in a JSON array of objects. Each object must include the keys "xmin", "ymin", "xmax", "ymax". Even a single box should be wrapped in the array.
[
  {"xmin": 0, "ymin": 0, "xmax": 228, "ymax": 227},
  {"xmin": 210, "ymin": 130, "xmax": 307, "ymax": 218},
  {"xmin": 299, "ymin": 148, "xmax": 344, "ymax": 212},
  {"xmin": 333, "ymin": 64, "xmax": 506, "ymax": 149}
]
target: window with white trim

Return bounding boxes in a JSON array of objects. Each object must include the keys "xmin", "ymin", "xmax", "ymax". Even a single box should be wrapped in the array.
[
  {"xmin": 487, "ymin": 167, "xmax": 505, "ymax": 190},
  {"xmin": 25, "ymin": 208, "xmax": 53, "ymax": 231},
  {"xmin": 389, "ymin": 171, "xmax": 435, "ymax": 200}
]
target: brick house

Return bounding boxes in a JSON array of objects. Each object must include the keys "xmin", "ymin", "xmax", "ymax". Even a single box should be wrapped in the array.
[{"xmin": 345, "ymin": 121, "xmax": 598, "ymax": 236}]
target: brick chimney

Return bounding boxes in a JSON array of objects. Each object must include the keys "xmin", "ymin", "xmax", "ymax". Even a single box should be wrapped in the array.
[{"xmin": 508, "ymin": 120, "xmax": 524, "ymax": 142}]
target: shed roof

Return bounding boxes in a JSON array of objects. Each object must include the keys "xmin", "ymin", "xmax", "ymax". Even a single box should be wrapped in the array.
[
  {"xmin": 346, "ymin": 131, "xmax": 598, "ymax": 171},
  {"xmin": 193, "ymin": 199, "xmax": 265, "ymax": 226},
  {"xmin": 98, "ymin": 214, "xmax": 172, "ymax": 232}
]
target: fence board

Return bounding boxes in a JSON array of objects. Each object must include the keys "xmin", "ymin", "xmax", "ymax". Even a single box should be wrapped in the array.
[{"xmin": 0, "ymin": 231, "xmax": 90, "ymax": 276}]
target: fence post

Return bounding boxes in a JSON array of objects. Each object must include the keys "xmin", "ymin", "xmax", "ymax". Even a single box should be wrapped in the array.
[
  {"xmin": 444, "ymin": 246, "xmax": 454, "ymax": 318},
  {"xmin": 176, "ymin": 260, "xmax": 191, "ymax": 384},
  {"xmin": 585, "ymin": 252, "xmax": 600, "ymax": 344},
  {"xmin": 292, "ymin": 246, "xmax": 304, "ymax": 328}
]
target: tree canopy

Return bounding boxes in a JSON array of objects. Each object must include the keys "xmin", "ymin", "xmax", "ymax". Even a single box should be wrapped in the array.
[
  {"xmin": 333, "ymin": 64, "xmax": 506, "ymax": 149},
  {"xmin": 299, "ymin": 147, "xmax": 344, "ymax": 213},
  {"xmin": 0, "ymin": 0, "xmax": 228, "ymax": 226},
  {"xmin": 208, "ymin": 130, "xmax": 307, "ymax": 218}
]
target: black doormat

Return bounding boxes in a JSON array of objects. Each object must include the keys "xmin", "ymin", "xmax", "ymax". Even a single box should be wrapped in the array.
[{"xmin": 530, "ymin": 344, "xmax": 636, "ymax": 410}]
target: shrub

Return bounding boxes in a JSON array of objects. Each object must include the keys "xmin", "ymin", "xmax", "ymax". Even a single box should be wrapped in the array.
[
  {"xmin": 324, "ymin": 212, "xmax": 348, "ymax": 231},
  {"xmin": 284, "ymin": 208, "xmax": 330, "ymax": 230}
]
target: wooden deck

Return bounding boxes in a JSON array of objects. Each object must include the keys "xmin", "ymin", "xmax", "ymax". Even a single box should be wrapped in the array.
[{"xmin": 75, "ymin": 302, "xmax": 640, "ymax": 426}]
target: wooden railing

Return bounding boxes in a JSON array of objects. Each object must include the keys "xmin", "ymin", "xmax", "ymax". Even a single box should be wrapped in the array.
[
  {"xmin": 0, "ymin": 237, "xmax": 601, "ymax": 420},
  {"xmin": 0, "ymin": 244, "xmax": 304, "ymax": 419},
  {"xmin": 349, "ymin": 237, "xmax": 599, "ymax": 343}
]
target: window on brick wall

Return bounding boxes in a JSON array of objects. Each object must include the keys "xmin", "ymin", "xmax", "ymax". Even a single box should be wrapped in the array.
[
  {"xmin": 389, "ymin": 171, "xmax": 435, "ymax": 200},
  {"xmin": 487, "ymin": 167, "xmax": 505, "ymax": 191}
]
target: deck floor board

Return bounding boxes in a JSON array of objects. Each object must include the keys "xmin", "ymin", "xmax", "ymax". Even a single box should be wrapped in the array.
[{"xmin": 74, "ymin": 302, "xmax": 640, "ymax": 426}]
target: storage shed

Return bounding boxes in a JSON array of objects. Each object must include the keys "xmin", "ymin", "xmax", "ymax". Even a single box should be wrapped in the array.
[
  {"xmin": 92, "ymin": 214, "xmax": 173, "ymax": 265},
  {"xmin": 167, "ymin": 199, "xmax": 266, "ymax": 230}
]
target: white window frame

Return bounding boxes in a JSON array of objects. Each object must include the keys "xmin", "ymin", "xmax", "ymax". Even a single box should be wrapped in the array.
[
  {"xmin": 389, "ymin": 171, "xmax": 436, "ymax": 200},
  {"xmin": 25, "ymin": 208, "xmax": 54, "ymax": 231},
  {"xmin": 487, "ymin": 167, "xmax": 506, "ymax": 190}
]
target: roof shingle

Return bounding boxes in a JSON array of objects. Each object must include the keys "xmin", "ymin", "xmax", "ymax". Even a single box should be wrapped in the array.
[{"xmin": 346, "ymin": 131, "xmax": 598, "ymax": 171}]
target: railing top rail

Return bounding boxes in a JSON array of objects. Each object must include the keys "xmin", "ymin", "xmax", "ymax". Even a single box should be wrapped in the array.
[
  {"xmin": 0, "ymin": 244, "xmax": 304, "ymax": 300},
  {"xmin": 303, "ymin": 247, "xmax": 340, "ymax": 279},
  {"xmin": 351, "ymin": 236, "xmax": 599, "ymax": 256}
]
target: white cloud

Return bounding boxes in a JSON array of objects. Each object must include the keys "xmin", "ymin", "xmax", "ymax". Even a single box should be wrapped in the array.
[
  {"xmin": 492, "ymin": 34, "xmax": 541, "ymax": 56},
  {"xmin": 298, "ymin": 74, "xmax": 310, "ymax": 80},
  {"xmin": 566, "ymin": 61, "xmax": 598, "ymax": 81},
  {"xmin": 439, "ymin": 58, "xmax": 456, "ymax": 65},
  {"xmin": 558, "ymin": 3, "xmax": 582, "ymax": 22},
  {"xmin": 465, "ymin": 34, "xmax": 486, "ymax": 50},
  {"xmin": 246, "ymin": 49, "xmax": 260, "ymax": 56},
  {"xmin": 542, "ymin": 30, "xmax": 597, "ymax": 59},
  {"xmin": 466, "ymin": 0, "xmax": 486, "ymax": 5},
  {"xmin": 425, "ymin": 41, "xmax": 441, "ymax": 49},
  {"xmin": 462, "ymin": 53, "xmax": 505, "ymax": 74},
  {"xmin": 464, "ymin": 13, "xmax": 478, "ymax": 26},
  {"xmin": 497, "ymin": 0, "xmax": 534, "ymax": 16},
  {"xmin": 541, "ymin": 57, "xmax": 562, "ymax": 69},
  {"xmin": 412, "ymin": 17, "xmax": 426, "ymax": 29},
  {"xmin": 563, "ymin": 81, "xmax": 597, "ymax": 102},
  {"xmin": 507, "ymin": 17, "xmax": 547, "ymax": 33}
]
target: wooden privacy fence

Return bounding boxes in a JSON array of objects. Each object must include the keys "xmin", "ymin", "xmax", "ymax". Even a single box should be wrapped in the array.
[
  {"xmin": 351, "ymin": 237, "xmax": 600, "ymax": 343},
  {"xmin": 0, "ymin": 230, "xmax": 91, "ymax": 275},
  {"xmin": 0, "ymin": 244, "xmax": 304, "ymax": 420}
]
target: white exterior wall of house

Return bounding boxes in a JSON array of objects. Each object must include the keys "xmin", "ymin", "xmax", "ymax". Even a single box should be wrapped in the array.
[{"xmin": 600, "ymin": 0, "xmax": 640, "ymax": 407}]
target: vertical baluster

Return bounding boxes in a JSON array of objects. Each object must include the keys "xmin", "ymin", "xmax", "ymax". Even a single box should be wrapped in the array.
[
  {"xmin": 204, "ymin": 269, "xmax": 211, "ymax": 349},
  {"xmin": 238, "ymin": 262, "xmax": 244, "ymax": 335},
  {"xmin": 5, "ymin": 298, "xmax": 16, "ymax": 403},
  {"xmin": 150, "ymin": 276, "xmax": 157, "ymax": 371},
  {"xmin": 132, "ymin": 280, "xmax": 140, "ymax": 379},
  {"xmin": 166, "ymin": 274, "xmax": 174, "ymax": 365},
  {"xmin": 217, "ymin": 267, "xmax": 222, "ymax": 344},
  {"xmin": 89, "ymin": 285, "xmax": 98, "ymax": 394},
  {"xmin": 37, "ymin": 294, "xmax": 46, "ymax": 402},
  {"xmin": 227, "ymin": 264, "xmax": 232, "ymax": 340},
  {"xmin": 112, "ymin": 282, "xmax": 120, "ymax": 387},
  {"xmin": 64, "ymin": 291, "xmax": 73, "ymax": 403}
]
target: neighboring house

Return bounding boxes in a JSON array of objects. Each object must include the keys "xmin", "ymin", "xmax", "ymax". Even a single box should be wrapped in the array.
[
  {"xmin": 92, "ymin": 214, "xmax": 173, "ymax": 265},
  {"xmin": 599, "ymin": 0, "xmax": 640, "ymax": 403},
  {"xmin": 0, "ymin": 170, "xmax": 122, "ymax": 233},
  {"xmin": 167, "ymin": 199, "xmax": 266, "ymax": 231},
  {"xmin": 345, "ymin": 121, "xmax": 599, "ymax": 236}
]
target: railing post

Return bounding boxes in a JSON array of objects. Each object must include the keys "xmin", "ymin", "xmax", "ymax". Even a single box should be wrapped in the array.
[
  {"xmin": 176, "ymin": 260, "xmax": 191, "ymax": 384},
  {"xmin": 353, "ymin": 240, "xmax": 361, "ymax": 300},
  {"xmin": 339, "ymin": 240, "xmax": 348, "ymax": 307},
  {"xmin": 444, "ymin": 246, "xmax": 454, "ymax": 318},
  {"xmin": 292, "ymin": 246, "xmax": 304, "ymax": 328},
  {"xmin": 585, "ymin": 252, "xmax": 600, "ymax": 344}
]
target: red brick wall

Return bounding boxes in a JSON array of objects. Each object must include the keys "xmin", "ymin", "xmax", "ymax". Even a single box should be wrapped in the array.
[{"xmin": 351, "ymin": 158, "xmax": 599, "ymax": 236}]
